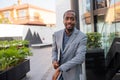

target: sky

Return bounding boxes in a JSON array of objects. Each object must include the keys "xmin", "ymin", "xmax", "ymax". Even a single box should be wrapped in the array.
[{"xmin": 0, "ymin": 0, "xmax": 56, "ymax": 11}]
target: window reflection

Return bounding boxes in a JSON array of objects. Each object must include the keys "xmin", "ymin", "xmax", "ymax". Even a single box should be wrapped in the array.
[
  {"xmin": 96, "ymin": 0, "xmax": 107, "ymax": 9},
  {"xmin": 86, "ymin": 0, "xmax": 91, "ymax": 12}
]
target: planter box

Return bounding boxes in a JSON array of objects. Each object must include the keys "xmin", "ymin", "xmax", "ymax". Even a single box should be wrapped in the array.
[
  {"xmin": 86, "ymin": 48, "xmax": 105, "ymax": 80},
  {"xmin": 0, "ymin": 59, "xmax": 30, "ymax": 80}
]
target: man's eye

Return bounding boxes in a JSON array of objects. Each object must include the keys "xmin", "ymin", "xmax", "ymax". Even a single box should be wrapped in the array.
[
  {"xmin": 71, "ymin": 18, "xmax": 75, "ymax": 21},
  {"xmin": 65, "ymin": 17, "xmax": 75, "ymax": 21},
  {"xmin": 65, "ymin": 17, "xmax": 69, "ymax": 20}
]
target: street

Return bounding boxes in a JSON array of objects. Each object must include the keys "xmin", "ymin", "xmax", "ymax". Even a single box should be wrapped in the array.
[{"xmin": 21, "ymin": 46, "xmax": 54, "ymax": 80}]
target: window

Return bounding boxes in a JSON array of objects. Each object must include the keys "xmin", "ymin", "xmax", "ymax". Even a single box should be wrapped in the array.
[
  {"xmin": 18, "ymin": 9, "xmax": 26, "ymax": 19},
  {"xmin": 96, "ymin": 0, "xmax": 107, "ymax": 9},
  {"xmin": 86, "ymin": 0, "xmax": 91, "ymax": 11},
  {"xmin": 3, "ymin": 11, "xmax": 10, "ymax": 18}
]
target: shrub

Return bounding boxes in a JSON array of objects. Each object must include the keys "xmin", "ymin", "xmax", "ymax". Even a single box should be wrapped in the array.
[
  {"xmin": 0, "ymin": 40, "xmax": 32, "ymax": 71},
  {"xmin": 86, "ymin": 32, "xmax": 102, "ymax": 49}
]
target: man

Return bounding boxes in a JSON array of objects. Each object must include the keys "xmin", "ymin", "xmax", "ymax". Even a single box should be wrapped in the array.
[{"xmin": 52, "ymin": 10, "xmax": 87, "ymax": 80}]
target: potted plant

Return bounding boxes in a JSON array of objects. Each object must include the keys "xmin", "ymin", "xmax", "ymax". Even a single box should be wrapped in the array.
[
  {"xmin": 86, "ymin": 32, "xmax": 102, "ymax": 49},
  {"xmin": 85, "ymin": 32, "xmax": 105, "ymax": 80},
  {"xmin": 0, "ymin": 40, "xmax": 32, "ymax": 80}
]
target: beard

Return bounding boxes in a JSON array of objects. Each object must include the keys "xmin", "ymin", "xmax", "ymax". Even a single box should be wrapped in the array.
[
  {"xmin": 67, "ymin": 28, "xmax": 74, "ymax": 32},
  {"xmin": 64, "ymin": 23, "xmax": 75, "ymax": 33}
]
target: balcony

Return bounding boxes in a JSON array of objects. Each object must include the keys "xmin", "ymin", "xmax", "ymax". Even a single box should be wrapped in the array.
[{"xmin": 12, "ymin": 16, "xmax": 46, "ymax": 26}]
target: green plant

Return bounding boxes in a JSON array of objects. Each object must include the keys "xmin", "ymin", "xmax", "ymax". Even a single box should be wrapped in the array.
[
  {"xmin": 0, "ymin": 40, "xmax": 32, "ymax": 71},
  {"xmin": 107, "ymin": 32, "xmax": 119, "ymax": 44},
  {"xmin": 0, "ymin": 17, "xmax": 11, "ymax": 24},
  {"xmin": 87, "ymin": 32, "xmax": 102, "ymax": 49}
]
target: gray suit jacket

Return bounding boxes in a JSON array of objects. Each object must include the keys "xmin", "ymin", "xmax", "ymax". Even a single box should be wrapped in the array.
[{"xmin": 52, "ymin": 28, "xmax": 87, "ymax": 80}]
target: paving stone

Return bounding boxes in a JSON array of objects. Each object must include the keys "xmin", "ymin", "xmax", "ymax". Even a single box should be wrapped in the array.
[{"xmin": 21, "ymin": 46, "xmax": 54, "ymax": 80}]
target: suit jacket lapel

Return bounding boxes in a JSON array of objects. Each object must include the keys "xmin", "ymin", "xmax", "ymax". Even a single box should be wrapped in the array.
[
  {"xmin": 59, "ymin": 30, "xmax": 64, "ymax": 52},
  {"xmin": 63, "ymin": 28, "xmax": 79, "ymax": 53}
]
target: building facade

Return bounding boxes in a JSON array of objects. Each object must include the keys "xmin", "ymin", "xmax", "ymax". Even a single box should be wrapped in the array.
[
  {"xmin": 83, "ymin": 0, "xmax": 120, "ymax": 54},
  {"xmin": 0, "ymin": 4, "xmax": 56, "ymax": 27}
]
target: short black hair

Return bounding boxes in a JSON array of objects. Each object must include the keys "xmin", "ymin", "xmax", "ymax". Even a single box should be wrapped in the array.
[{"xmin": 63, "ymin": 10, "xmax": 77, "ymax": 20}]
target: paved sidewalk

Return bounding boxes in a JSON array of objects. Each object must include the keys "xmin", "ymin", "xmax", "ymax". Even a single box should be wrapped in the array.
[{"xmin": 21, "ymin": 46, "xmax": 55, "ymax": 80}]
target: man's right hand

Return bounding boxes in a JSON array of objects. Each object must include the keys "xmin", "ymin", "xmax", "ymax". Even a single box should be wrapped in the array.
[
  {"xmin": 52, "ymin": 61, "xmax": 59, "ymax": 69},
  {"xmin": 52, "ymin": 68, "xmax": 61, "ymax": 80}
]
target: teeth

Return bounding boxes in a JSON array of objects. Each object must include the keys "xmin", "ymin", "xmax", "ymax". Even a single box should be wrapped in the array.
[{"xmin": 67, "ymin": 24, "xmax": 71, "ymax": 26}]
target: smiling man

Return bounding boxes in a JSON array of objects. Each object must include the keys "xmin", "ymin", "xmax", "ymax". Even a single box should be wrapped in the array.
[{"xmin": 52, "ymin": 10, "xmax": 87, "ymax": 80}]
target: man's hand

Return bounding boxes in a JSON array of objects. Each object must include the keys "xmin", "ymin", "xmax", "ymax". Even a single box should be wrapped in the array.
[
  {"xmin": 52, "ymin": 68, "xmax": 60, "ymax": 80},
  {"xmin": 52, "ymin": 61, "xmax": 59, "ymax": 69}
]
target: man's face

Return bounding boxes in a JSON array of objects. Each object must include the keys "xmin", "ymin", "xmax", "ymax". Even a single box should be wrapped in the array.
[{"xmin": 63, "ymin": 12, "xmax": 76, "ymax": 31}]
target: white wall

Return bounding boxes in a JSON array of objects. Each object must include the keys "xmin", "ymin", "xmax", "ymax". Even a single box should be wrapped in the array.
[
  {"xmin": 56, "ymin": 0, "xmax": 71, "ymax": 29},
  {"xmin": 79, "ymin": 0, "xmax": 88, "ymax": 33},
  {"xmin": 0, "ymin": 24, "xmax": 57, "ymax": 44},
  {"xmin": 0, "ymin": 24, "xmax": 24, "ymax": 37},
  {"xmin": 23, "ymin": 25, "xmax": 54, "ymax": 44}
]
